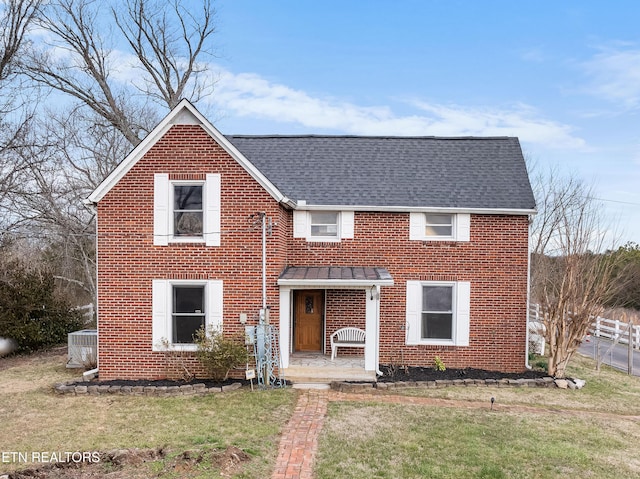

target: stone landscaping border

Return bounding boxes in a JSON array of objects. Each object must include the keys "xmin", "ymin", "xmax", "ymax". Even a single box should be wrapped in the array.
[
  {"xmin": 54, "ymin": 376, "xmax": 584, "ymax": 396},
  {"xmin": 53, "ymin": 378, "xmax": 243, "ymax": 396},
  {"xmin": 331, "ymin": 376, "xmax": 585, "ymax": 393}
]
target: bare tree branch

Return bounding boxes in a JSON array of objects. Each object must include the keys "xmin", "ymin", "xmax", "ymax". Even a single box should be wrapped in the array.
[{"xmin": 530, "ymin": 166, "xmax": 629, "ymax": 377}]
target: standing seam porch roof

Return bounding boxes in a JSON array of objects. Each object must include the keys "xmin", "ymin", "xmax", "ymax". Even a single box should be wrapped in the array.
[{"xmin": 226, "ymin": 135, "xmax": 536, "ymax": 211}]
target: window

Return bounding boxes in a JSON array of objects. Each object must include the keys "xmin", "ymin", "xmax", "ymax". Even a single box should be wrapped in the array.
[
  {"xmin": 173, "ymin": 184, "xmax": 203, "ymax": 237},
  {"xmin": 154, "ymin": 173, "xmax": 221, "ymax": 246},
  {"xmin": 405, "ymin": 280, "xmax": 470, "ymax": 346},
  {"xmin": 421, "ymin": 285, "xmax": 453, "ymax": 339},
  {"xmin": 424, "ymin": 214, "xmax": 453, "ymax": 238},
  {"xmin": 310, "ymin": 212, "xmax": 338, "ymax": 238},
  {"xmin": 152, "ymin": 279, "xmax": 223, "ymax": 351},
  {"xmin": 409, "ymin": 212, "xmax": 470, "ymax": 242},
  {"xmin": 172, "ymin": 285, "xmax": 205, "ymax": 343},
  {"xmin": 293, "ymin": 210, "xmax": 354, "ymax": 242}
]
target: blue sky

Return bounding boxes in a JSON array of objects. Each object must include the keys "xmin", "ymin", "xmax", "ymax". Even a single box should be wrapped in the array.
[{"xmin": 199, "ymin": 1, "xmax": 640, "ymax": 244}]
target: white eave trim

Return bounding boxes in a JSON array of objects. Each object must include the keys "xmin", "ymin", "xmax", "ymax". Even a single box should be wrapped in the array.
[
  {"xmin": 291, "ymin": 204, "xmax": 537, "ymax": 216},
  {"xmin": 277, "ymin": 278, "xmax": 395, "ymax": 288},
  {"xmin": 86, "ymin": 99, "xmax": 286, "ymax": 204}
]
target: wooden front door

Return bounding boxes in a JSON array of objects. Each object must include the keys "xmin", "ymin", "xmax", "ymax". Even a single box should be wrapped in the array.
[{"xmin": 294, "ymin": 290, "xmax": 324, "ymax": 352}]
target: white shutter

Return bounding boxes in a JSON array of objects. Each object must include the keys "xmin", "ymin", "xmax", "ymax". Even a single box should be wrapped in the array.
[
  {"xmin": 293, "ymin": 210, "xmax": 307, "ymax": 238},
  {"xmin": 204, "ymin": 174, "xmax": 221, "ymax": 246},
  {"xmin": 152, "ymin": 280, "xmax": 169, "ymax": 350},
  {"xmin": 409, "ymin": 212, "xmax": 425, "ymax": 240},
  {"xmin": 153, "ymin": 174, "xmax": 169, "ymax": 246},
  {"xmin": 457, "ymin": 214, "xmax": 471, "ymax": 242},
  {"xmin": 455, "ymin": 281, "xmax": 471, "ymax": 346},
  {"xmin": 405, "ymin": 281, "xmax": 422, "ymax": 344},
  {"xmin": 340, "ymin": 211, "xmax": 354, "ymax": 239},
  {"xmin": 208, "ymin": 280, "xmax": 224, "ymax": 332}
]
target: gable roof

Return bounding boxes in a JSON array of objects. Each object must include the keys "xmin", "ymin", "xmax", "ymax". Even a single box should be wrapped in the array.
[
  {"xmin": 86, "ymin": 99, "xmax": 288, "ymax": 205},
  {"xmin": 226, "ymin": 135, "xmax": 536, "ymax": 212},
  {"xmin": 87, "ymin": 100, "xmax": 535, "ymax": 214}
]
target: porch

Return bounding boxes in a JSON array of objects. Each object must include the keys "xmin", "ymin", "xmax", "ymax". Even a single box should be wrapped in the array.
[
  {"xmin": 284, "ymin": 352, "xmax": 376, "ymax": 383},
  {"xmin": 277, "ymin": 266, "xmax": 394, "ymax": 383}
]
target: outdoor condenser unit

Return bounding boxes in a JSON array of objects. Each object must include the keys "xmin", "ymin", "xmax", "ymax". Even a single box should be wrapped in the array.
[{"xmin": 67, "ymin": 329, "xmax": 97, "ymax": 368}]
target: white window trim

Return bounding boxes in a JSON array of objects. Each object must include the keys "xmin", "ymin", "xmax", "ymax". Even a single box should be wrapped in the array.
[
  {"xmin": 405, "ymin": 280, "xmax": 470, "ymax": 346},
  {"xmin": 154, "ymin": 173, "xmax": 221, "ymax": 247},
  {"xmin": 293, "ymin": 210, "xmax": 354, "ymax": 242},
  {"xmin": 152, "ymin": 279, "xmax": 223, "ymax": 352},
  {"xmin": 409, "ymin": 212, "xmax": 470, "ymax": 242}
]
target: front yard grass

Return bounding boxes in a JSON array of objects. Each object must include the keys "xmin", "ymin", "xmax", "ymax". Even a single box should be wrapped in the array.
[
  {"xmin": 0, "ymin": 349, "xmax": 296, "ymax": 478},
  {"xmin": 315, "ymin": 353, "xmax": 640, "ymax": 479}
]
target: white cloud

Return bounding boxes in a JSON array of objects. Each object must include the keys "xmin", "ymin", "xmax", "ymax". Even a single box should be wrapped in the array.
[
  {"xmin": 209, "ymin": 67, "xmax": 586, "ymax": 150},
  {"xmin": 581, "ymin": 46, "xmax": 640, "ymax": 108}
]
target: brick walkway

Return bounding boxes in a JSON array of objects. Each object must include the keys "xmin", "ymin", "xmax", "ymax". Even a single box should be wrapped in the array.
[
  {"xmin": 271, "ymin": 390, "xmax": 328, "ymax": 479},
  {"xmin": 272, "ymin": 387, "xmax": 639, "ymax": 479}
]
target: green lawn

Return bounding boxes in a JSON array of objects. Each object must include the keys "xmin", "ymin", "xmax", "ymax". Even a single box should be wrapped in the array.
[
  {"xmin": 0, "ymin": 349, "xmax": 296, "ymax": 478},
  {"xmin": 315, "ymin": 354, "xmax": 640, "ymax": 479}
]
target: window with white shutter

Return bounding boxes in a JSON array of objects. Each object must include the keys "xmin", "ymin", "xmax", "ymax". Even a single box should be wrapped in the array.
[
  {"xmin": 152, "ymin": 279, "xmax": 224, "ymax": 351},
  {"xmin": 292, "ymin": 210, "xmax": 354, "ymax": 242},
  {"xmin": 405, "ymin": 280, "xmax": 470, "ymax": 346},
  {"xmin": 409, "ymin": 213, "xmax": 470, "ymax": 242},
  {"xmin": 153, "ymin": 173, "xmax": 221, "ymax": 246}
]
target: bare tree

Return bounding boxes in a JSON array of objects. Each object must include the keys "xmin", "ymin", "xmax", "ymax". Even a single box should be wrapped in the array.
[
  {"xmin": 26, "ymin": 0, "xmax": 217, "ymax": 146},
  {"xmin": 114, "ymin": 0, "xmax": 216, "ymax": 109},
  {"xmin": 0, "ymin": 0, "xmax": 41, "ymax": 234},
  {"xmin": 530, "ymin": 168, "xmax": 627, "ymax": 377}
]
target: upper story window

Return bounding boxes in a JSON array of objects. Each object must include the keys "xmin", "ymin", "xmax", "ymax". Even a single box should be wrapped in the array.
[
  {"xmin": 293, "ymin": 210, "xmax": 354, "ymax": 242},
  {"xmin": 173, "ymin": 184, "xmax": 203, "ymax": 237},
  {"xmin": 154, "ymin": 173, "xmax": 221, "ymax": 246},
  {"xmin": 424, "ymin": 214, "xmax": 453, "ymax": 238},
  {"xmin": 310, "ymin": 212, "xmax": 339, "ymax": 238},
  {"xmin": 409, "ymin": 212, "xmax": 470, "ymax": 242}
]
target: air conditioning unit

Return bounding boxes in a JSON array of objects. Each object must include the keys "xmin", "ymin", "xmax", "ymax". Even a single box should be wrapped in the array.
[{"xmin": 67, "ymin": 329, "xmax": 97, "ymax": 368}]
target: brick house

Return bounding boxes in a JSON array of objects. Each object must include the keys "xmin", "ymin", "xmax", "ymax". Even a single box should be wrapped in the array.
[{"xmin": 86, "ymin": 99, "xmax": 536, "ymax": 381}]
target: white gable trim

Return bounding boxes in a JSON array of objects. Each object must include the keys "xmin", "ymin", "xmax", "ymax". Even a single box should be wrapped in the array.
[{"xmin": 86, "ymin": 99, "xmax": 287, "ymax": 205}]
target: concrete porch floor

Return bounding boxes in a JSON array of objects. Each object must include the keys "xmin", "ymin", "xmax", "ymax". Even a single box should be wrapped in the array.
[{"xmin": 284, "ymin": 352, "xmax": 376, "ymax": 383}]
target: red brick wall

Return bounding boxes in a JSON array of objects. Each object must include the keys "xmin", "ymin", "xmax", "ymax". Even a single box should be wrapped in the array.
[
  {"xmin": 97, "ymin": 125, "xmax": 287, "ymax": 379},
  {"xmin": 97, "ymin": 124, "xmax": 530, "ymax": 378},
  {"xmin": 286, "ymin": 212, "xmax": 530, "ymax": 372},
  {"xmin": 325, "ymin": 290, "xmax": 366, "ymax": 357}
]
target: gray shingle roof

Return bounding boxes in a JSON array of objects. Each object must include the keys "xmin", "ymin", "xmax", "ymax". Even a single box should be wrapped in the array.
[{"xmin": 226, "ymin": 135, "xmax": 535, "ymax": 210}]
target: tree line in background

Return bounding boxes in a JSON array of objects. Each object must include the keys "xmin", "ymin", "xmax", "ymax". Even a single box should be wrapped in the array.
[{"xmin": 0, "ymin": 1, "xmax": 638, "ymax": 374}]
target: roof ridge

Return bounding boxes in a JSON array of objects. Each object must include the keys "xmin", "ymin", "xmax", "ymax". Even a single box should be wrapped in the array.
[{"xmin": 225, "ymin": 134, "xmax": 516, "ymax": 140}]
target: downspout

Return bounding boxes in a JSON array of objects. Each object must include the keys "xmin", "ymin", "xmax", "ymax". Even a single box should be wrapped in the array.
[
  {"xmin": 375, "ymin": 285, "xmax": 383, "ymax": 376},
  {"xmin": 525, "ymin": 215, "xmax": 533, "ymax": 370}
]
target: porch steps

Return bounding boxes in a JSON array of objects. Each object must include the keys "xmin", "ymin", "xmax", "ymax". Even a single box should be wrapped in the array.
[{"xmin": 284, "ymin": 365, "xmax": 376, "ymax": 384}]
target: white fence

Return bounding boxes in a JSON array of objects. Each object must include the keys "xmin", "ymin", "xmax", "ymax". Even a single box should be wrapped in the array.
[
  {"xmin": 589, "ymin": 317, "xmax": 640, "ymax": 351},
  {"xmin": 528, "ymin": 303, "xmax": 640, "ymax": 351}
]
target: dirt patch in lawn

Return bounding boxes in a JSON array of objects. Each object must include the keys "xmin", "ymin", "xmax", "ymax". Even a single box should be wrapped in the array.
[{"xmin": 4, "ymin": 446, "xmax": 251, "ymax": 479}]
